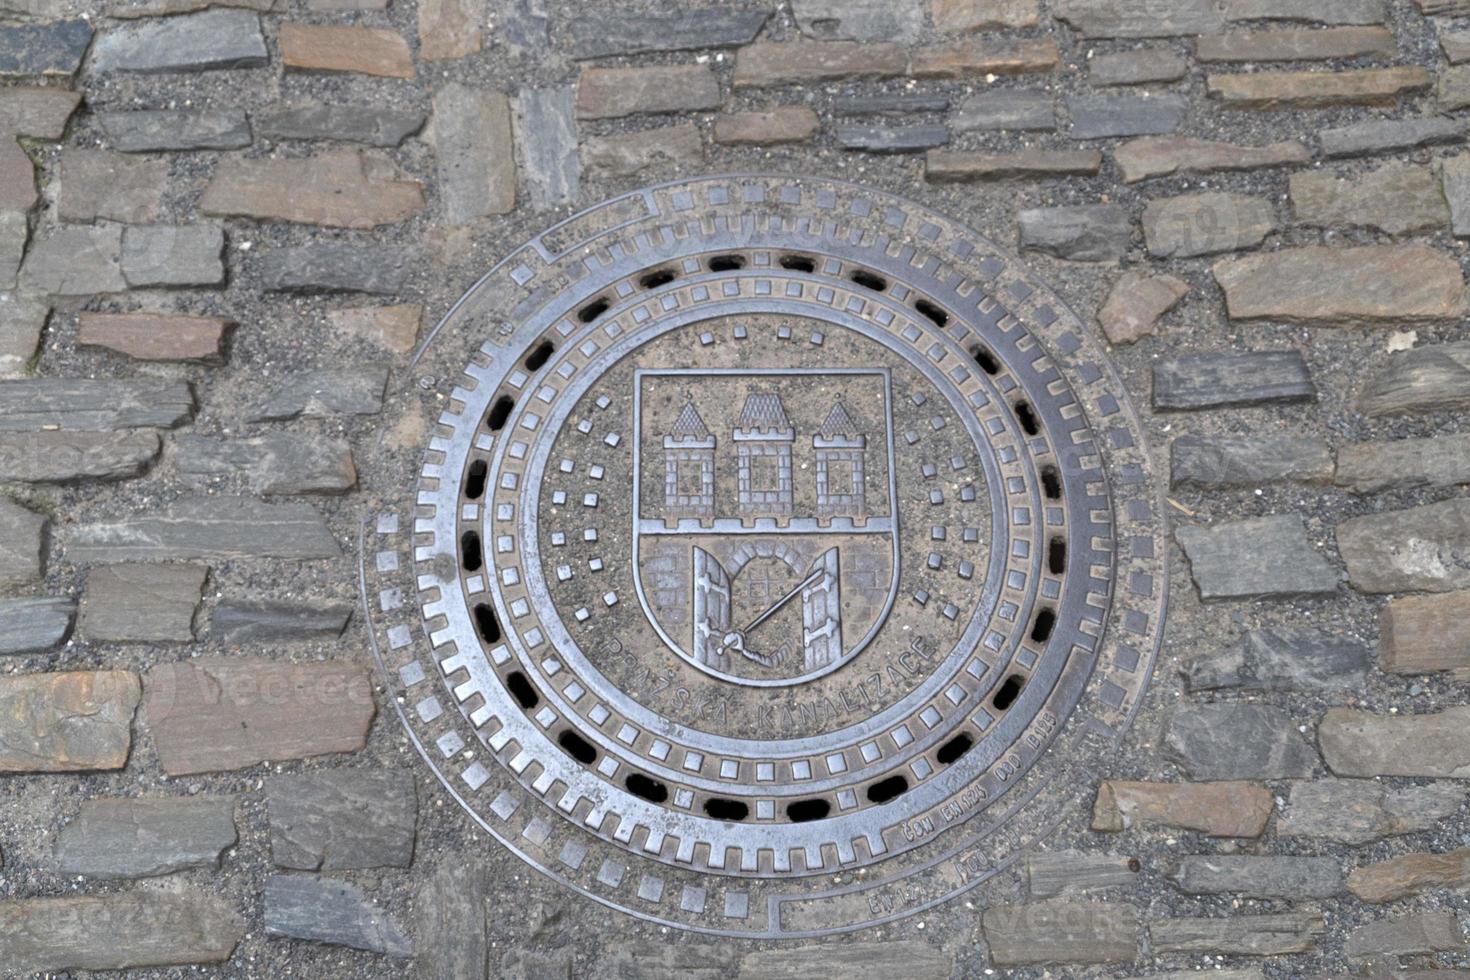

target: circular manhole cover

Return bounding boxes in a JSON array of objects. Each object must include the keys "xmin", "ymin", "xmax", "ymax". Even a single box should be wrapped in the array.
[{"xmin": 364, "ymin": 176, "xmax": 1165, "ymax": 937}]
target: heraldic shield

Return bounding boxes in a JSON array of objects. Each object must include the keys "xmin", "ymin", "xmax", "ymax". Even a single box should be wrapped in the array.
[{"xmin": 631, "ymin": 368, "xmax": 901, "ymax": 688}]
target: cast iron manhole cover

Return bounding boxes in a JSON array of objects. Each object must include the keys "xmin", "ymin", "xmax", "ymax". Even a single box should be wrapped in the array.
[{"xmin": 363, "ymin": 176, "xmax": 1165, "ymax": 937}]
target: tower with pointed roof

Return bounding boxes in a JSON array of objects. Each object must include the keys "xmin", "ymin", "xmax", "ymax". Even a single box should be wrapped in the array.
[
  {"xmin": 734, "ymin": 391, "xmax": 794, "ymax": 522},
  {"xmin": 814, "ymin": 400, "xmax": 866, "ymax": 522},
  {"xmin": 662, "ymin": 400, "xmax": 715, "ymax": 521}
]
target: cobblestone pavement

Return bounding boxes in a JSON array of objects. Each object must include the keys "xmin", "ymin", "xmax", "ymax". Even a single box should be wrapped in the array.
[{"xmin": 2, "ymin": 0, "xmax": 1470, "ymax": 976}]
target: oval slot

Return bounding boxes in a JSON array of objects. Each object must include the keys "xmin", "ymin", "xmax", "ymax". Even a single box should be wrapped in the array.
[
  {"xmin": 992, "ymin": 674, "xmax": 1025, "ymax": 712},
  {"xmin": 866, "ymin": 774, "xmax": 910, "ymax": 804},
  {"xmin": 707, "ymin": 254, "xmax": 746, "ymax": 271},
  {"xmin": 971, "ymin": 345, "xmax": 1000, "ymax": 375},
  {"xmin": 779, "ymin": 253, "xmax": 816, "ymax": 273},
  {"xmin": 577, "ymin": 297, "xmax": 610, "ymax": 323},
  {"xmin": 486, "ymin": 395, "xmax": 514, "ymax": 432},
  {"xmin": 1040, "ymin": 465, "xmax": 1061, "ymax": 500},
  {"xmin": 505, "ymin": 670, "xmax": 539, "ymax": 710},
  {"xmin": 850, "ymin": 269, "xmax": 888, "ymax": 292},
  {"xmin": 464, "ymin": 459, "xmax": 488, "ymax": 499},
  {"xmin": 1030, "ymin": 608, "xmax": 1056, "ymax": 644},
  {"xmin": 787, "ymin": 798, "xmax": 832, "ymax": 823},
  {"xmin": 937, "ymin": 733, "xmax": 974, "ymax": 765},
  {"xmin": 472, "ymin": 603, "xmax": 502, "ymax": 644},
  {"xmin": 460, "ymin": 530, "xmax": 483, "ymax": 572},
  {"xmin": 523, "ymin": 339, "xmax": 554, "ymax": 371},
  {"xmin": 557, "ymin": 730, "xmax": 597, "ymax": 765},
  {"xmin": 639, "ymin": 269, "xmax": 676, "ymax": 289},
  {"xmin": 1015, "ymin": 401, "xmax": 1040, "ymax": 436},
  {"xmin": 703, "ymin": 798, "xmax": 750, "ymax": 821},
  {"xmin": 1048, "ymin": 536, "xmax": 1067, "ymax": 575},
  {"xmin": 915, "ymin": 299, "xmax": 948, "ymax": 327},
  {"xmin": 625, "ymin": 773, "xmax": 669, "ymax": 804}
]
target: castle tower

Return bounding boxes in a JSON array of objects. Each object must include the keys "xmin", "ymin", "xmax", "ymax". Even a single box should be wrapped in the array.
[
  {"xmin": 734, "ymin": 391, "xmax": 794, "ymax": 522},
  {"xmin": 662, "ymin": 401, "xmax": 715, "ymax": 522},
  {"xmin": 814, "ymin": 400, "xmax": 866, "ymax": 522}
]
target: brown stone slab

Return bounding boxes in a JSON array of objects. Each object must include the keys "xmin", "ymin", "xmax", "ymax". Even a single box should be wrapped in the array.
[
  {"xmin": 713, "ymin": 107, "xmax": 819, "ymax": 146},
  {"xmin": 1150, "ymin": 913, "xmax": 1325, "ymax": 956},
  {"xmin": 419, "ymin": 0, "xmax": 481, "ymax": 61},
  {"xmin": 1359, "ymin": 341, "xmax": 1470, "ymax": 417},
  {"xmin": 79, "ymin": 563, "xmax": 207, "ymax": 643},
  {"xmin": 77, "ymin": 312, "xmax": 231, "ymax": 364},
  {"xmin": 1206, "ymin": 67, "xmax": 1430, "ymax": 109},
  {"xmin": 0, "ymin": 670, "xmax": 140, "ymax": 772},
  {"xmin": 200, "ymin": 150, "xmax": 424, "ymax": 229},
  {"xmin": 582, "ymin": 124, "xmax": 702, "ymax": 179},
  {"xmin": 0, "ymin": 892, "xmax": 244, "ymax": 972},
  {"xmin": 926, "ymin": 148, "xmax": 1101, "ymax": 182},
  {"xmin": 982, "ymin": 901, "xmax": 1139, "ymax": 966},
  {"xmin": 1348, "ymin": 847, "xmax": 1470, "ymax": 903},
  {"xmin": 279, "ymin": 23, "xmax": 413, "ymax": 79},
  {"xmin": 1115, "ymin": 136, "xmax": 1309, "ymax": 182},
  {"xmin": 326, "ymin": 304, "xmax": 421, "ymax": 354},
  {"xmin": 1092, "ymin": 780, "xmax": 1274, "ymax": 838},
  {"xmin": 1196, "ymin": 26, "xmax": 1394, "ymax": 62},
  {"xmin": 1213, "ymin": 246, "xmax": 1466, "ymax": 327},
  {"xmin": 931, "ymin": 0, "xmax": 1037, "ymax": 31},
  {"xmin": 0, "ymin": 138, "xmax": 33, "ymax": 211},
  {"xmin": 144, "ymin": 658, "xmax": 375, "ymax": 775},
  {"xmin": 1320, "ymin": 706, "xmax": 1470, "ymax": 777},
  {"xmin": 575, "ymin": 64, "xmax": 722, "ymax": 120},
  {"xmin": 909, "ymin": 37, "xmax": 1058, "ymax": 78},
  {"xmin": 1098, "ymin": 271, "xmax": 1189, "ymax": 344},
  {"xmin": 733, "ymin": 41, "xmax": 907, "ymax": 88},
  {"xmin": 0, "ymin": 86, "xmax": 80, "ymax": 138},
  {"xmin": 1380, "ymin": 591, "xmax": 1470, "ymax": 674},
  {"xmin": 57, "ymin": 149, "xmax": 166, "ymax": 223}
]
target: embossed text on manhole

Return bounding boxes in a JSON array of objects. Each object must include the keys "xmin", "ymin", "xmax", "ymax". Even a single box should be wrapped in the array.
[{"xmin": 365, "ymin": 177, "xmax": 1166, "ymax": 937}]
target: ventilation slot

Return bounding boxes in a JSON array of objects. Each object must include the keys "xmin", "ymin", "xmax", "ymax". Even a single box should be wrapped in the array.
[
  {"xmin": 992, "ymin": 674, "xmax": 1025, "ymax": 712},
  {"xmin": 971, "ymin": 345, "xmax": 1000, "ymax": 375},
  {"xmin": 472, "ymin": 603, "xmax": 502, "ymax": 644},
  {"xmin": 505, "ymin": 670, "xmax": 539, "ymax": 710},
  {"xmin": 639, "ymin": 269, "xmax": 676, "ymax": 289},
  {"xmin": 866, "ymin": 774, "xmax": 910, "ymax": 804},
  {"xmin": 1048, "ymin": 536, "xmax": 1067, "ymax": 575},
  {"xmin": 486, "ymin": 395, "xmax": 514, "ymax": 432},
  {"xmin": 937, "ymin": 733, "xmax": 974, "ymax": 766},
  {"xmin": 779, "ymin": 253, "xmax": 816, "ymax": 273},
  {"xmin": 460, "ymin": 531, "xmax": 483, "ymax": 572},
  {"xmin": 915, "ymin": 299, "xmax": 948, "ymax": 327},
  {"xmin": 707, "ymin": 253, "xmax": 746, "ymax": 271},
  {"xmin": 523, "ymin": 339, "xmax": 554, "ymax": 372},
  {"xmin": 625, "ymin": 773, "xmax": 669, "ymax": 804},
  {"xmin": 703, "ymin": 798, "xmax": 750, "ymax": 822},
  {"xmin": 787, "ymin": 798, "xmax": 832, "ymax": 823},
  {"xmin": 1015, "ymin": 401, "xmax": 1040, "ymax": 436},
  {"xmin": 1040, "ymin": 465, "xmax": 1061, "ymax": 500},
  {"xmin": 1030, "ymin": 607, "xmax": 1056, "ymax": 644},
  {"xmin": 577, "ymin": 297, "xmax": 610, "ymax": 323},
  {"xmin": 850, "ymin": 269, "xmax": 888, "ymax": 292},
  {"xmin": 557, "ymin": 730, "xmax": 597, "ymax": 765},
  {"xmin": 464, "ymin": 459, "xmax": 488, "ymax": 499}
]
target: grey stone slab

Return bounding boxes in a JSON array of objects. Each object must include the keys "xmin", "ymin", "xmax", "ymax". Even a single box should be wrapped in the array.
[
  {"xmin": 1292, "ymin": 164, "xmax": 1449, "ymax": 236},
  {"xmin": 255, "ymin": 103, "xmax": 425, "ymax": 146},
  {"xmin": 582, "ymin": 124, "xmax": 702, "ymax": 178},
  {"xmin": 210, "ymin": 599, "xmax": 352, "ymax": 643},
  {"xmin": 1278, "ymin": 779, "xmax": 1465, "ymax": 844},
  {"xmin": 1067, "ymin": 94, "xmax": 1188, "ymax": 139},
  {"xmin": 1337, "ymin": 498, "xmax": 1470, "ymax": 594},
  {"xmin": 1321, "ymin": 116, "xmax": 1464, "ymax": 158},
  {"xmin": 514, "ymin": 86, "xmax": 579, "ymax": 210},
  {"xmin": 1143, "ymin": 192, "xmax": 1276, "ymax": 258},
  {"xmin": 1027, "ymin": 851, "xmax": 1138, "ymax": 898},
  {"xmin": 57, "ymin": 149, "xmax": 166, "ymax": 224},
  {"xmin": 1089, "ymin": 49, "xmax": 1188, "ymax": 86},
  {"xmin": 0, "ymin": 296, "xmax": 45, "ymax": 379},
  {"xmin": 99, "ymin": 110, "xmax": 251, "ymax": 151},
  {"xmin": 19, "ymin": 225, "xmax": 126, "ymax": 297},
  {"xmin": 1322, "ymin": 706, "xmax": 1470, "ymax": 778},
  {"xmin": 0, "ymin": 430, "xmax": 161, "ymax": 483},
  {"xmin": 1054, "ymin": 0, "xmax": 1223, "ymax": 37},
  {"xmin": 1153, "ymin": 351, "xmax": 1314, "ymax": 410},
  {"xmin": 1225, "ymin": 0, "xmax": 1385, "ymax": 23},
  {"xmin": 501, "ymin": 950, "xmax": 574, "ymax": 980},
  {"xmin": 1150, "ymin": 913, "xmax": 1326, "ymax": 956},
  {"xmin": 0, "ymin": 892, "xmax": 243, "ymax": 972},
  {"xmin": 835, "ymin": 94, "xmax": 950, "ymax": 114},
  {"xmin": 1183, "ymin": 628, "xmax": 1370, "ymax": 693},
  {"xmin": 794, "ymin": 0, "xmax": 922, "ymax": 41},
  {"xmin": 432, "ymin": 84, "xmax": 515, "ymax": 223},
  {"xmin": 90, "ymin": 9, "xmax": 268, "ymax": 73},
  {"xmin": 1441, "ymin": 154, "xmax": 1470, "ymax": 238},
  {"xmin": 0, "ymin": 19, "xmax": 91, "ymax": 77},
  {"xmin": 0, "ymin": 379, "xmax": 193, "ymax": 431},
  {"xmin": 66, "ymin": 496, "xmax": 341, "ymax": 562},
  {"xmin": 835, "ymin": 123, "xmax": 949, "ymax": 152},
  {"xmin": 1170, "ymin": 434, "xmax": 1332, "ymax": 489},
  {"xmin": 0, "ymin": 210, "xmax": 26, "ymax": 291},
  {"xmin": 0, "ymin": 597, "xmax": 74, "ymax": 654},
  {"xmin": 264, "ymin": 875, "xmax": 412, "ymax": 956},
  {"xmin": 414, "ymin": 857, "xmax": 490, "ymax": 980},
  {"xmin": 121, "ymin": 224, "xmax": 226, "ymax": 288},
  {"xmin": 953, "ymin": 90, "xmax": 1054, "ymax": 131},
  {"xmin": 1360, "ymin": 341, "xmax": 1470, "ymax": 417},
  {"xmin": 175, "ymin": 432, "xmax": 356, "ymax": 494},
  {"xmin": 268, "ymin": 769, "xmax": 416, "ymax": 870},
  {"xmin": 0, "ymin": 497, "xmax": 44, "ymax": 587},
  {"xmin": 255, "ymin": 244, "xmax": 412, "ymax": 295},
  {"xmin": 982, "ymin": 901, "xmax": 1139, "ymax": 967},
  {"xmin": 1165, "ymin": 703, "xmax": 1318, "ymax": 779},
  {"xmin": 1177, "ymin": 514, "xmax": 1339, "ymax": 600},
  {"xmin": 1336, "ymin": 433, "xmax": 1470, "ymax": 493},
  {"xmin": 246, "ymin": 367, "xmax": 388, "ymax": 422},
  {"xmin": 79, "ymin": 563, "xmax": 207, "ymax": 643},
  {"xmin": 566, "ymin": 8, "xmax": 769, "ymax": 59},
  {"xmin": 1172, "ymin": 856, "xmax": 1342, "ymax": 899},
  {"xmin": 1345, "ymin": 912, "xmax": 1466, "ymax": 958},
  {"xmin": 740, "ymin": 942, "xmax": 952, "ymax": 978},
  {"xmin": 54, "ymin": 796, "xmax": 237, "ymax": 878},
  {"xmin": 1018, "ymin": 204, "xmax": 1130, "ymax": 262}
]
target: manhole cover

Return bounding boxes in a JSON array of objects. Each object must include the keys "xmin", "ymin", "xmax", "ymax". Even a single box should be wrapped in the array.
[{"xmin": 364, "ymin": 176, "xmax": 1165, "ymax": 937}]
